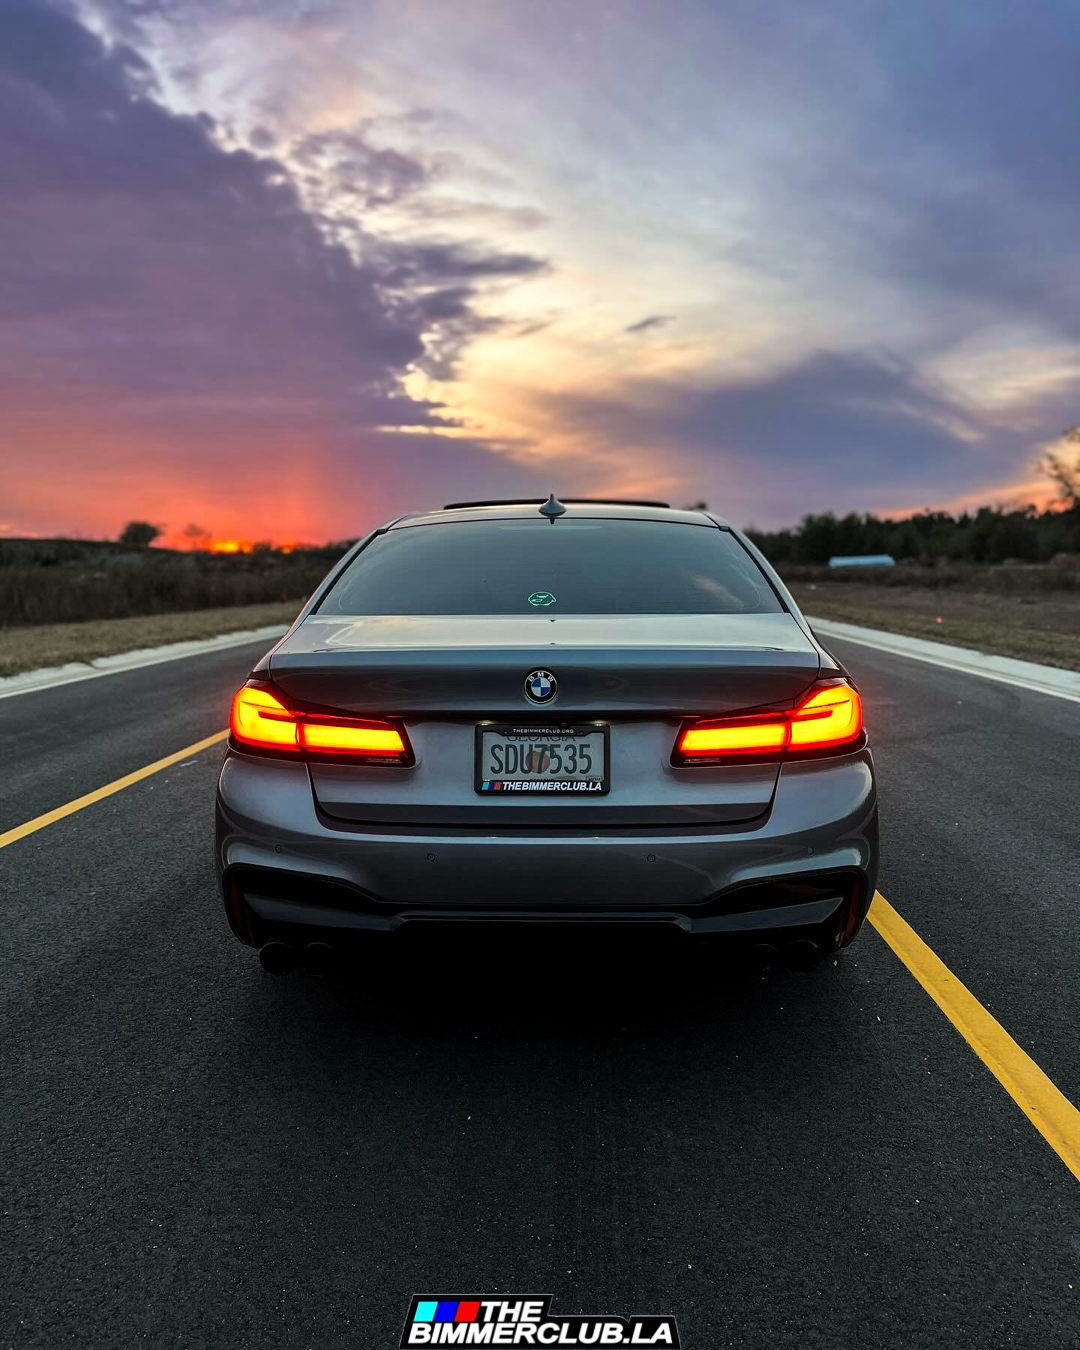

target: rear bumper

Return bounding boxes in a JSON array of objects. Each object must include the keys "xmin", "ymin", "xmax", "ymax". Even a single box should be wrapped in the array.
[{"xmin": 215, "ymin": 746, "xmax": 879, "ymax": 950}]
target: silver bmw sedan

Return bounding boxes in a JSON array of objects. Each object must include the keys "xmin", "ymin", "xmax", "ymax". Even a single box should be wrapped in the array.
[{"xmin": 216, "ymin": 497, "xmax": 878, "ymax": 974}]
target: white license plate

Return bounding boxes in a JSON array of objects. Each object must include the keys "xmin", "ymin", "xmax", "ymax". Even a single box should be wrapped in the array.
[{"xmin": 475, "ymin": 724, "xmax": 609, "ymax": 795}]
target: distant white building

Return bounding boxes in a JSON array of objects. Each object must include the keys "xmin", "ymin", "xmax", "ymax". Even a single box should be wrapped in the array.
[{"xmin": 828, "ymin": 554, "xmax": 896, "ymax": 568}]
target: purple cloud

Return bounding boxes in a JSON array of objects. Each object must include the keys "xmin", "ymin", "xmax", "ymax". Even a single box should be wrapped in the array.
[
  {"xmin": 0, "ymin": 0, "xmax": 550, "ymax": 537},
  {"xmin": 533, "ymin": 349, "xmax": 1065, "ymax": 524}
]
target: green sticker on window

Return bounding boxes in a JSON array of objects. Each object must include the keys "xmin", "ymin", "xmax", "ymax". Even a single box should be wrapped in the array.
[{"xmin": 527, "ymin": 591, "xmax": 556, "ymax": 607}]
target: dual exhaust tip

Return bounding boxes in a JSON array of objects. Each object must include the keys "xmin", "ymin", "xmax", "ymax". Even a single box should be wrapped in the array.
[
  {"xmin": 747, "ymin": 938, "xmax": 823, "ymax": 974},
  {"xmin": 258, "ymin": 941, "xmax": 336, "ymax": 976}
]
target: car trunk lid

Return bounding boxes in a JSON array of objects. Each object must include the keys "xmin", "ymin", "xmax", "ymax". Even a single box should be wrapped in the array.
[{"xmin": 269, "ymin": 612, "xmax": 820, "ymax": 827}]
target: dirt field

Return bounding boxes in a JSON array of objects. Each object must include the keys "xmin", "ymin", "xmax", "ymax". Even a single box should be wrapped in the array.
[
  {"xmin": 0, "ymin": 600, "xmax": 298, "ymax": 678},
  {"xmin": 791, "ymin": 581, "xmax": 1080, "ymax": 671}
]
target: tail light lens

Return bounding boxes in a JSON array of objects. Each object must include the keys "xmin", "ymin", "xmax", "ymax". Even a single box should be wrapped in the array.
[
  {"xmin": 230, "ymin": 687, "xmax": 298, "ymax": 751},
  {"xmin": 787, "ymin": 683, "xmax": 863, "ymax": 751},
  {"xmin": 230, "ymin": 685, "xmax": 412, "ymax": 763},
  {"xmin": 301, "ymin": 719, "xmax": 407, "ymax": 756},
  {"xmin": 674, "ymin": 682, "xmax": 862, "ymax": 764}
]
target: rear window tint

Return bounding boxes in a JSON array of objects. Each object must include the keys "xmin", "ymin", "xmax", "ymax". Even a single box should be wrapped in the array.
[{"xmin": 318, "ymin": 518, "xmax": 781, "ymax": 615}]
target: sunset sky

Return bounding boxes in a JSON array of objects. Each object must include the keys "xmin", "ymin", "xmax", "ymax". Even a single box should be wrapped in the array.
[{"xmin": 4, "ymin": 0, "xmax": 1080, "ymax": 545}]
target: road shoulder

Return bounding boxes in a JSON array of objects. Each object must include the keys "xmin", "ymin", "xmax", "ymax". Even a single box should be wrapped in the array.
[{"xmin": 808, "ymin": 616, "xmax": 1080, "ymax": 702}]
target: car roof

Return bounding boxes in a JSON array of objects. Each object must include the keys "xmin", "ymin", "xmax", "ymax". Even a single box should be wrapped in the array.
[{"xmin": 390, "ymin": 501, "xmax": 731, "ymax": 529}]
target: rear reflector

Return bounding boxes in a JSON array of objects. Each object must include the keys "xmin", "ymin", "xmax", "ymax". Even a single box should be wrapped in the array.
[
  {"xmin": 675, "ymin": 682, "xmax": 862, "ymax": 762},
  {"xmin": 230, "ymin": 685, "xmax": 410, "ymax": 761}
]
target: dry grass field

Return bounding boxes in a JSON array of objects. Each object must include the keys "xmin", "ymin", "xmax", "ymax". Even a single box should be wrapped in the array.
[
  {"xmin": 0, "ymin": 601, "xmax": 298, "ymax": 678},
  {"xmin": 0, "ymin": 537, "xmax": 341, "ymax": 626},
  {"xmin": 791, "ymin": 581, "xmax": 1080, "ymax": 671}
]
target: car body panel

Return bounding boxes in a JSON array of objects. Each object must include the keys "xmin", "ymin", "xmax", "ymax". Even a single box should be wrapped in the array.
[
  {"xmin": 267, "ymin": 611, "xmax": 824, "ymax": 830},
  {"xmin": 401, "ymin": 503, "xmax": 717, "ymax": 530},
  {"xmin": 309, "ymin": 720, "xmax": 781, "ymax": 826},
  {"xmin": 216, "ymin": 744, "xmax": 876, "ymax": 924}
]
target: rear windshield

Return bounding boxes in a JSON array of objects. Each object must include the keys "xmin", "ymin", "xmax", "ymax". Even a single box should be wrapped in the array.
[{"xmin": 318, "ymin": 518, "xmax": 781, "ymax": 615}]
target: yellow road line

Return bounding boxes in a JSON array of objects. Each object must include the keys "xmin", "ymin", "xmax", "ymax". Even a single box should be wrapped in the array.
[
  {"xmin": 0, "ymin": 729, "xmax": 228, "ymax": 851},
  {"xmin": 869, "ymin": 890, "xmax": 1080, "ymax": 1184}
]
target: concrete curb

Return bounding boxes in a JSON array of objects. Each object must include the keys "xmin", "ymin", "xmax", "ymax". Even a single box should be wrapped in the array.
[
  {"xmin": 0, "ymin": 624, "xmax": 289, "ymax": 701},
  {"xmin": 807, "ymin": 616, "xmax": 1080, "ymax": 704}
]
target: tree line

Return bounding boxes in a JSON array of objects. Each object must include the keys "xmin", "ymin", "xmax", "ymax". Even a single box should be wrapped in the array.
[
  {"xmin": 744, "ymin": 429, "xmax": 1080, "ymax": 565},
  {"xmin": 745, "ymin": 502, "xmax": 1080, "ymax": 566},
  {"xmin": 122, "ymin": 504, "xmax": 1080, "ymax": 567}
]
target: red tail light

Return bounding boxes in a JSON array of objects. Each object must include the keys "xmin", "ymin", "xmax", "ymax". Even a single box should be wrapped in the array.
[
  {"xmin": 301, "ymin": 718, "xmax": 407, "ymax": 757},
  {"xmin": 674, "ymin": 682, "xmax": 863, "ymax": 763},
  {"xmin": 787, "ymin": 683, "xmax": 863, "ymax": 751},
  {"xmin": 230, "ymin": 687, "xmax": 298, "ymax": 751},
  {"xmin": 230, "ymin": 685, "xmax": 412, "ymax": 762}
]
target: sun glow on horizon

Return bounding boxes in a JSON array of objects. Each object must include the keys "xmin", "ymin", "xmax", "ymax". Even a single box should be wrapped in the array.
[{"xmin": 161, "ymin": 535, "xmax": 317, "ymax": 554}]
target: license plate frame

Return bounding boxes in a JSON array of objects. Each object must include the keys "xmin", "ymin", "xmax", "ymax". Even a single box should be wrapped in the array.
[{"xmin": 474, "ymin": 722, "xmax": 610, "ymax": 796}]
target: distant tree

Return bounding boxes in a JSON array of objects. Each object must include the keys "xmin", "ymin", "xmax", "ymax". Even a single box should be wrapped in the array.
[
  {"xmin": 1040, "ymin": 425, "xmax": 1080, "ymax": 508},
  {"xmin": 181, "ymin": 523, "xmax": 212, "ymax": 550},
  {"xmin": 795, "ymin": 512, "xmax": 842, "ymax": 563},
  {"xmin": 118, "ymin": 520, "xmax": 162, "ymax": 548}
]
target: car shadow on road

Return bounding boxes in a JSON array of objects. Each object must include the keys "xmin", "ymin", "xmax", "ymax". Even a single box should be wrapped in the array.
[
  {"xmin": 230, "ymin": 932, "xmax": 860, "ymax": 1109},
  {"xmin": 205, "ymin": 932, "xmax": 892, "ymax": 1334}
]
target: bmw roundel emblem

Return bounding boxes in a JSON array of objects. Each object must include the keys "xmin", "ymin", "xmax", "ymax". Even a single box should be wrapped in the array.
[{"xmin": 525, "ymin": 669, "xmax": 557, "ymax": 704}]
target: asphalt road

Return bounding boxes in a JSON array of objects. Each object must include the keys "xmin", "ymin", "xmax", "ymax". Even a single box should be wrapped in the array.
[{"xmin": 2, "ymin": 637, "xmax": 1079, "ymax": 1349}]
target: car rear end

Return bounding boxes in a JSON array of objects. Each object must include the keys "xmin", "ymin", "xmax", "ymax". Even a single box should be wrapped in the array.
[{"xmin": 215, "ymin": 503, "xmax": 878, "ymax": 971}]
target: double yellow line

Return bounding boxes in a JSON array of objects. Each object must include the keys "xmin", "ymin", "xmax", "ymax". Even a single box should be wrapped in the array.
[{"xmin": 2, "ymin": 728, "xmax": 1079, "ymax": 1184}]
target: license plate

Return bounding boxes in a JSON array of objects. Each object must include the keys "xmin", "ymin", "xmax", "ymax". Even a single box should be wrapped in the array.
[{"xmin": 475, "ymin": 724, "xmax": 609, "ymax": 795}]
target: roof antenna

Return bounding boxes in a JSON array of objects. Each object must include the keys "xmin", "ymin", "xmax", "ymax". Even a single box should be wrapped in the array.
[{"xmin": 539, "ymin": 492, "xmax": 566, "ymax": 524}]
